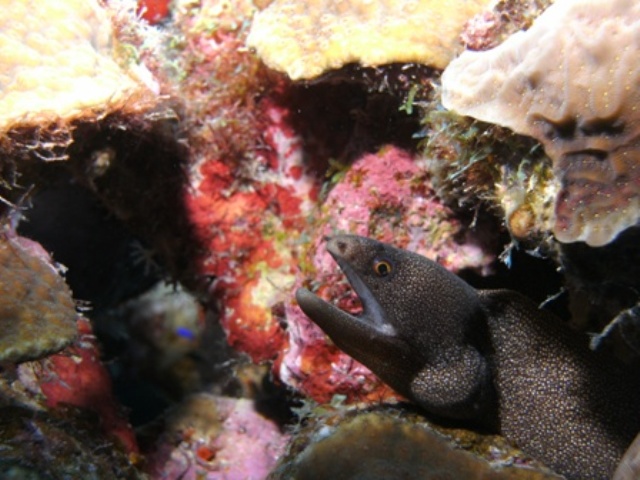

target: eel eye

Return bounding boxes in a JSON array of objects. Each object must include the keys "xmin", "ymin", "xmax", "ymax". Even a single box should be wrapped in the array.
[{"xmin": 373, "ymin": 260, "xmax": 392, "ymax": 277}]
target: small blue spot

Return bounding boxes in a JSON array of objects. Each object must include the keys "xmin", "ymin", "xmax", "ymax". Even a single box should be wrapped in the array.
[{"xmin": 176, "ymin": 327, "xmax": 195, "ymax": 340}]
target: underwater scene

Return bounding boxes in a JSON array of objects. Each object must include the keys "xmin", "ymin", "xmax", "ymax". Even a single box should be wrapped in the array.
[{"xmin": 0, "ymin": 0, "xmax": 639, "ymax": 478}]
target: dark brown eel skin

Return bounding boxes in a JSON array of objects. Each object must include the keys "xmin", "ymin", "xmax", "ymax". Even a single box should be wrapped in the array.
[{"xmin": 296, "ymin": 234, "xmax": 640, "ymax": 479}]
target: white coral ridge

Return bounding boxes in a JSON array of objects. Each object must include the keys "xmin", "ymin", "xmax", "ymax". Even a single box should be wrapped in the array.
[{"xmin": 441, "ymin": 0, "xmax": 640, "ymax": 247}]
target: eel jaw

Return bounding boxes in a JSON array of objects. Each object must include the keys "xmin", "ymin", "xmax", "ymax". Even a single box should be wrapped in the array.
[
  {"xmin": 328, "ymin": 253, "xmax": 396, "ymax": 336},
  {"xmin": 295, "ymin": 249, "xmax": 396, "ymax": 339}
]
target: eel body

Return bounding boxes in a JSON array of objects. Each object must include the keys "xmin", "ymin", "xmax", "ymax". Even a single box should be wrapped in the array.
[{"xmin": 295, "ymin": 235, "xmax": 640, "ymax": 479}]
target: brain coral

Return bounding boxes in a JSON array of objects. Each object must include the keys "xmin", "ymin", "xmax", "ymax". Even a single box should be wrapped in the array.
[
  {"xmin": 247, "ymin": 0, "xmax": 495, "ymax": 80},
  {"xmin": 441, "ymin": 0, "xmax": 640, "ymax": 246}
]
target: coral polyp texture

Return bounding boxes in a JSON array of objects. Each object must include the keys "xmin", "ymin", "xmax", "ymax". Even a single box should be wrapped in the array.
[
  {"xmin": 282, "ymin": 146, "xmax": 495, "ymax": 404},
  {"xmin": 0, "ymin": 233, "xmax": 77, "ymax": 363},
  {"xmin": 0, "ymin": 0, "xmax": 157, "ymax": 135},
  {"xmin": 441, "ymin": 0, "xmax": 640, "ymax": 247},
  {"xmin": 247, "ymin": 0, "xmax": 496, "ymax": 80}
]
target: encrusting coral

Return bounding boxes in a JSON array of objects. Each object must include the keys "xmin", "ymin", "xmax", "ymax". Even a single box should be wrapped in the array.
[
  {"xmin": 15, "ymin": 317, "xmax": 139, "ymax": 454},
  {"xmin": 247, "ymin": 0, "xmax": 496, "ymax": 80},
  {"xmin": 442, "ymin": 0, "xmax": 640, "ymax": 247},
  {"xmin": 174, "ymin": 0, "xmax": 323, "ymax": 366},
  {"xmin": 0, "ymin": 231, "xmax": 77, "ymax": 363},
  {"xmin": 0, "ymin": 405, "xmax": 143, "ymax": 479}
]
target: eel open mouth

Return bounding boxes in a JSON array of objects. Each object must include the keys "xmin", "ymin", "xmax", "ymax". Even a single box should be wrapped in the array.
[{"xmin": 295, "ymin": 235, "xmax": 396, "ymax": 337}]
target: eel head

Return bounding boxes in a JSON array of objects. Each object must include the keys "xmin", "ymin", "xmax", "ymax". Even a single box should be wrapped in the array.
[{"xmin": 296, "ymin": 235, "xmax": 495, "ymax": 420}]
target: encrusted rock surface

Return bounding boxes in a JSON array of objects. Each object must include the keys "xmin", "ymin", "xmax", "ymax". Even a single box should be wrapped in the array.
[
  {"xmin": 270, "ymin": 407, "xmax": 563, "ymax": 480},
  {"xmin": 0, "ymin": 233, "xmax": 77, "ymax": 363},
  {"xmin": 145, "ymin": 394, "xmax": 289, "ymax": 479},
  {"xmin": 0, "ymin": 406, "xmax": 143, "ymax": 480}
]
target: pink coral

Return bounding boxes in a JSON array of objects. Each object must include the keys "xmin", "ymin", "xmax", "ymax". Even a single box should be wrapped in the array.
[
  {"xmin": 460, "ymin": 11, "xmax": 501, "ymax": 51},
  {"xmin": 145, "ymin": 395, "xmax": 288, "ymax": 479}
]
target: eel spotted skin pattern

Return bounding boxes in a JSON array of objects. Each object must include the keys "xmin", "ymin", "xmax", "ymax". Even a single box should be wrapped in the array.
[{"xmin": 295, "ymin": 235, "xmax": 640, "ymax": 479}]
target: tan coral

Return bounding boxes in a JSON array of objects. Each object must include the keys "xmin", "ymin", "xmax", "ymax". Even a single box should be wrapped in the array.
[
  {"xmin": 0, "ymin": 0, "xmax": 158, "ymax": 135},
  {"xmin": 0, "ymin": 234, "xmax": 77, "ymax": 363},
  {"xmin": 441, "ymin": 0, "xmax": 640, "ymax": 247},
  {"xmin": 247, "ymin": 0, "xmax": 496, "ymax": 81}
]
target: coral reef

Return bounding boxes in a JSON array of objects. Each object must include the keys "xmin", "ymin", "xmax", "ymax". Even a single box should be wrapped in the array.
[
  {"xmin": 175, "ymin": 0, "xmax": 319, "ymax": 363},
  {"xmin": 0, "ymin": 406, "xmax": 143, "ymax": 479},
  {"xmin": 15, "ymin": 317, "xmax": 139, "ymax": 453},
  {"xmin": 442, "ymin": 0, "xmax": 640, "ymax": 246},
  {"xmin": 145, "ymin": 394, "xmax": 289, "ymax": 479},
  {"xmin": 0, "ymin": 0, "xmax": 158, "ymax": 136},
  {"xmin": 0, "ymin": 0, "xmax": 299, "ymax": 477},
  {"xmin": 280, "ymin": 146, "xmax": 496, "ymax": 404},
  {"xmin": 6, "ymin": 0, "xmax": 638, "ymax": 478},
  {"xmin": 247, "ymin": 0, "xmax": 495, "ymax": 80},
  {"xmin": 270, "ymin": 406, "xmax": 562, "ymax": 479},
  {"xmin": 138, "ymin": 0, "xmax": 172, "ymax": 24},
  {"xmin": 184, "ymin": 104, "xmax": 313, "ymax": 360},
  {"xmin": 0, "ymin": 231, "xmax": 77, "ymax": 362},
  {"xmin": 0, "ymin": 0, "xmax": 170, "ymax": 254},
  {"xmin": 459, "ymin": 0, "xmax": 553, "ymax": 51},
  {"xmin": 421, "ymin": 108, "xmax": 554, "ymax": 246},
  {"xmin": 0, "ymin": 315, "xmax": 140, "ymax": 477}
]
